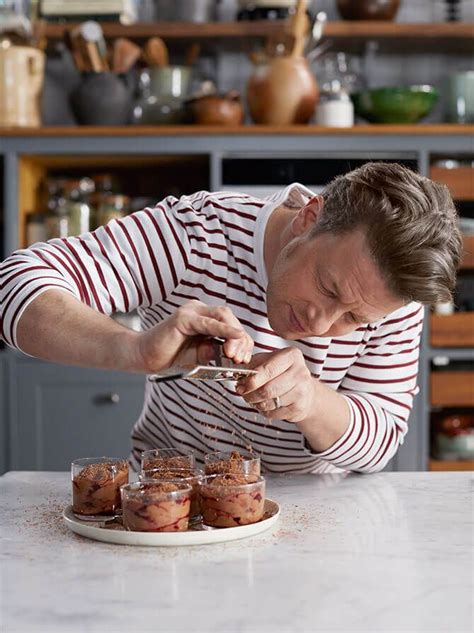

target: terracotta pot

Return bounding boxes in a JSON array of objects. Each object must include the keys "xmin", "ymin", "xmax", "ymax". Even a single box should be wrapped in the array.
[
  {"xmin": 187, "ymin": 91, "xmax": 244, "ymax": 125},
  {"xmin": 336, "ymin": 0, "xmax": 400, "ymax": 21},
  {"xmin": 247, "ymin": 56, "xmax": 318, "ymax": 125}
]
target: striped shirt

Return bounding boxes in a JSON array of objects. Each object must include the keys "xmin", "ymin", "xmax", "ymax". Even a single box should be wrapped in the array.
[{"xmin": 0, "ymin": 184, "xmax": 423, "ymax": 474}]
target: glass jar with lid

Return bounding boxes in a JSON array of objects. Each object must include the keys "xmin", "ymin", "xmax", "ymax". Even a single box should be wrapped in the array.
[
  {"xmin": 96, "ymin": 194, "xmax": 130, "ymax": 227},
  {"xmin": 45, "ymin": 196, "xmax": 70, "ymax": 239},
  {"xmin": 63, "ymin": 177, "xmax": 94, "ymax": 236},
  {"xmin": 90, "ymin": 173, "xmax": 118, "ymax": 228}
]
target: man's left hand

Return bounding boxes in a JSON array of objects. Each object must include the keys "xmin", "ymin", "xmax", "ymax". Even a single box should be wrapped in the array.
[{"xmin": 235, "ymin": 348, "xmax": 317, "ymax": 423}]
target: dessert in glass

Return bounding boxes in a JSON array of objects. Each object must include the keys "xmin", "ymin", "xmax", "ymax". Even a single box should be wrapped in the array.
[
  {"xmin": 140, "ymin": 467, "xmax": 203, "ymax": 519},
  {"xmin": 204, "ymin": 450, "xmax": 261, "ymax": 476},
  {"xmin": 141, "ymin": 447, "xmax": 195, "ymax": 471},
  {"xmin": 121, "ymin": 481, "xmax": 192, "ymax": 532},
  {"xmin": 71, "ymin": 457, "xmax": 129, "ymax": 519},
  {"xmin": 199, "ymin": 473, "xmax": 265, "ymax": 528}
]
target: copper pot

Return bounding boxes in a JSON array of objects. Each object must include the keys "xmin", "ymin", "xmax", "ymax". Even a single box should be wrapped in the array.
[
  {"xmin": 337, "ymin": 0, "xmax": 400, "ymax": 21},
  {"xmin": 187, "ymin": 91, "xmax": 244, "ymax": 125},
  {"xmin": 247, "ymin": 56, "xmax": 318, "ymax": 125}
]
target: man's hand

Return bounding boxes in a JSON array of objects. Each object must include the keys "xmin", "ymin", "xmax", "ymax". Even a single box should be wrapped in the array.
[
  {"xmin": 137, "ymin": 300, "xmax": 254, "ymax": 373},
  {"xmin": 235, "ymin": 347, "xmax": 317, "ymax": 423},
  {"xmin": 235, "ymin": 346, "xmax": 351, "ymax": 452}
]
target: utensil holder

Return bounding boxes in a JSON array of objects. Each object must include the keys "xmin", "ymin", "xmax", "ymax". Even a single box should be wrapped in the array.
[{"xmin": 71, "ymin": 72, "xmax": 132, "ymax": 126}]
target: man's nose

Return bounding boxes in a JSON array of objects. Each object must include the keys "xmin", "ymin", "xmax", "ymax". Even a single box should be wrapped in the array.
[{"xmin": 307, "ymin": 305, "xmax": 340, "ymax": 336}]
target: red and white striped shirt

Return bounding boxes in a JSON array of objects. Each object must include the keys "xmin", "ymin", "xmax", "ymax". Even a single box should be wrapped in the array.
[{"xmin": 0, "ymin": 185, "xmax": 423, "ymax": 474}]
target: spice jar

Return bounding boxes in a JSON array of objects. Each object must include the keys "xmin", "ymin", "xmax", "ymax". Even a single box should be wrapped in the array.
[
  {"xmin": 26, "ymin": 212, "xmax": 47, "ymax": 245},
  {"xmin": 45, "ymin": 197, "xmax": 70, "ymax": 239},
  {"xmin": 316, "ymin": 80, "xmax": 354, "ymax": 127},
  {"xmin": 63, "ymin": 178, "xmax": 94, "ymax": 236},
  {"xmin": 96, "ymin": 194, "xmax": 130, "ymax": 227}
]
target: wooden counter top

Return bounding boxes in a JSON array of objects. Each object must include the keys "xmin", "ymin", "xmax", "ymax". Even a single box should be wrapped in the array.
[{"xmin": 1, "ymin": 124, "xmax": 473, "ymax": 137}]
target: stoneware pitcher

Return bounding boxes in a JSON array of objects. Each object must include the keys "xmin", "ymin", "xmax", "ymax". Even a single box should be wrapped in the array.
[
  {"xmin": 0, "ymin": 43, "xmax": 45, "ymax": 127},
  {"xmin": 71, "ymin": 72, "xmax": 133, "ymax": 125},
  {"xmin": 247, "ymin": 56, "xmax": 319, "ymax": 125}
]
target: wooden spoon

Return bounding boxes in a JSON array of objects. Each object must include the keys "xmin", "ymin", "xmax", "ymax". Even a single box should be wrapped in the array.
[
  {"xmin": 185, "ymin": 43, "xmax": 201, "ymax": 67},
  {"xmin": 112, "ymin": 38, "xmax": 142, "ymax": 74},
  {"xmin": 288, "ymin": 0, "xmax": 309, "ymax": 58},
  {"xmin": 143, "ymin": 37, "xmax": 169, "ymax": 67}
]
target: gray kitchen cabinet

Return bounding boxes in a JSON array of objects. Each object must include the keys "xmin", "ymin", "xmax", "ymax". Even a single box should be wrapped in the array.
[
  {"xmin": 0, "ymin": 354, "xmax": 7, "ymax": 474},
  {"xmin": 10, "ymin": 359, "xmax": 145, "ymax": 471}
]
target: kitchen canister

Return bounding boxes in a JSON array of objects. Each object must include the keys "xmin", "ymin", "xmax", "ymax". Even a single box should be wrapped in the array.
[
  {"xmin": 316, "ymin": 82, "xmax": 354, "ymax": 127},
  {"xmin": 0, "ymin": 40, "xmax": 45, "ymax": 127},
  {"xmin": 445, "ymin": 71, "xmax": 474, "ymax": 124},
  {"xmin": 133, "ymin": 66, "xmax": 191, "ymax": 125}
]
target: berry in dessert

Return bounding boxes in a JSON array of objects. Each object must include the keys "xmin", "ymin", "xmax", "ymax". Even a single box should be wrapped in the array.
[
  {"xmin": 72, "ymin": 458, "xmax": 128, "ymax": 517},
  {"xmin": 199, "ymin": 473, "xmax": 265, "ymax": 528},
  {"xmin": 204, "ymin": 450, "xmax": 260, "ymax": 476},
  {"xmin": 140, "ymin": 467, "xmax": 203, "ymax": 519},
  {"xmin": 141, "ymin": 448, "xmax": 195, "ymax": 472},
  {"xmin": 121, "ymin": 481, "xmax": 192, "ymax": 532}
]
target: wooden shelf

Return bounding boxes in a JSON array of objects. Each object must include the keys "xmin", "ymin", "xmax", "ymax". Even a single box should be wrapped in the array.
[
  {"xmin": 2, "ymin": 124, "xmax": 473, "ymax": 137},
  {"xmin": 431, "ymin": 165, "xmax": 474, "ymax": 201},
  {"xmin": 429, "ymin": 459, "xmax": 474, "ymax": 471},
  {"xmin": 431, "ymin": 313, "xmax": 474, "ymax": 347},
  {"xmin": 461, "ymin": 235, "xmax": 474, "ymax": 270},
  {"xmin": 39, "ymin": 21, "xmax": 474, "ymax": 53},
  {"xmin": 431, "ymin": 371, "xmax": 474, "ymax": 407},
  {"xmin": 41, "ymin": 20, "xmax": 474, "ymax": 41}
]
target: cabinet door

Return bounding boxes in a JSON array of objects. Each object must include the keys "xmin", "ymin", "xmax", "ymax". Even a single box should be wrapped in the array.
[
  {"xmin": 11, "ymin": 360, "xmax": 145, "ymax": 471},
  {"xmin": 0, "ymin": 355, "xmax": 7, "ymax": 474}
]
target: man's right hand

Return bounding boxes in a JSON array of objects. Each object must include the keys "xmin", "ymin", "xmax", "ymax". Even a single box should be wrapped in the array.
[{"xmin": 136, "ymin": 300, "xmax": 253, "ymax": 373}]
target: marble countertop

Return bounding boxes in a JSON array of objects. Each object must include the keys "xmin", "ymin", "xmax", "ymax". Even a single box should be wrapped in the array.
[{"xmin": 1, "ymin": 471, "xmax": 472, "ymax": 633}]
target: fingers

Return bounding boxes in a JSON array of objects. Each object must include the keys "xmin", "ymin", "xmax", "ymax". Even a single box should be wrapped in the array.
[
  {"xmin": 237, "ymin": 348, "xmax": 300, "ymax": 395},
  {"xmin": 206, "ymin": 305, "xmax": 253, "ymax": 364},
  {"xmin": 174, "ymin": 301, "xmax": 253, "ymax": 365},
  {"xmin": 235, "ymin": 347, "xmax": 313, "ymax": 423}
]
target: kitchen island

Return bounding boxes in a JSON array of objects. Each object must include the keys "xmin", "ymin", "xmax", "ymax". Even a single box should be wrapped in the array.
[{"xmin": 0, "ymin": 471, "xmax": 472, "ymax": 632}]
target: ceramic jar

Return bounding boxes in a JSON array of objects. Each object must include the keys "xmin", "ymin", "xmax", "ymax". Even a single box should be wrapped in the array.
[{"xmin": 247, "ymin": 56, "xmax": 319, "ymax": 125}]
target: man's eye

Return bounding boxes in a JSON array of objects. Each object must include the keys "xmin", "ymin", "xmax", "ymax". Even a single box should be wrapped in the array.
[
  {"xmin": 348, "ymin": 313, "xmax": 359, "ymax": 323},
  {"xmin": 318, "ymin": 280, "xmax": 337, "ymax": 298}
]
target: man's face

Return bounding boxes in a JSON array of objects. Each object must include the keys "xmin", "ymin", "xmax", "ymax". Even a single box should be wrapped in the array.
[{"xmin": 266, "ymin": 227, "xmax": 405, "ymax": 339}]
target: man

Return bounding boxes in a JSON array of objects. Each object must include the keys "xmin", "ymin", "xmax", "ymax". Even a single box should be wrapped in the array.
[{"xmin": 0, "ymin": 162, "xmax": 462, "ymax": 474}]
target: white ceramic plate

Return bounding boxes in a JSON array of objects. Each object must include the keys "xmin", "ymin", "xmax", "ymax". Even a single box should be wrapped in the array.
[{"xmin": 63, "ymin": 499, "xmax": 280, "ymax": 546}]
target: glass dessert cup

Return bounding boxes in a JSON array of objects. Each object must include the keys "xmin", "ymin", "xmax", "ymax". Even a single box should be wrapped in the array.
[
  {"xmin": 71, "ymin": 457, "xmax": 129, "ymax": 520},
  {"xmin": 140, "ymin": 447, "xmax": 196, "ymax": 471},
  {"xmin": 139, "ymin": 467, "xmax": 203, "ymax": 519},
  {"xmin": 204, "ymin": 450, "xmax": 261, "ymax": 476},
  {"xmin": 121, "ymin": 481, "xmax": 192, "ymax": 532},
  {"xmin": 199, "ymin": 473, "xmax": 266, "ymax": 528}
]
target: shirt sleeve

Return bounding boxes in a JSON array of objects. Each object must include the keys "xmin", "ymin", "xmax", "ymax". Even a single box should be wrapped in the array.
[
  {"xmin": 314, "ymin": 303, "xmax": 424, "ymax": 473},
  {"xmin": 0, "ymin": 196, "xmax": 192, "ymax": 350}
]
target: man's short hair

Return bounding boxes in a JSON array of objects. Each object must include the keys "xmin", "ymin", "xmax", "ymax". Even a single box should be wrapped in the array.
[{"xmin": 312, "ymin": 162, "xmax": 463, "ymax": 304}]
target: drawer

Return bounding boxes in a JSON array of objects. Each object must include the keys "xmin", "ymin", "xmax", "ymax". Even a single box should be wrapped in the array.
[
  {"xmin": 431, "ymin": 313, "xmax": 474, "ymax": 347},
  {"xmin": 430, "ymin": 165, "xmax": 474, "ymax": 200},
  {"xmin": 430, "ymin": 371, "xmax": 474, "ymax": 407}
]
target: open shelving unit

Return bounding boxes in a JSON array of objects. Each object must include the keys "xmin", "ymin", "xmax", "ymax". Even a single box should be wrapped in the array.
[{"xmin": 427, "ymin": 159, "xmax": 474, "ymax": 471}]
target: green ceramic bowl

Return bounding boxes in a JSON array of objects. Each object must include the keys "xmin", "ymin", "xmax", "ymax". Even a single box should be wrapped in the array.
[{"xmin": 352, "ymin": 85, "xmax": 439, "ymax": 124}]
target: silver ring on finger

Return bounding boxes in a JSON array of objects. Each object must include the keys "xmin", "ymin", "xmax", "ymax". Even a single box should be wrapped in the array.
[{"xmin": 273, "ymin": 396, "xmax": 281, "ymax": 410}]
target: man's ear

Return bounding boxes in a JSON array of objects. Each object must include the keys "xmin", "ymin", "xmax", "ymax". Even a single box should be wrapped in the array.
[{"xmin": 291, "ymin": 195, "xmax": 324, "ymax": 236}]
